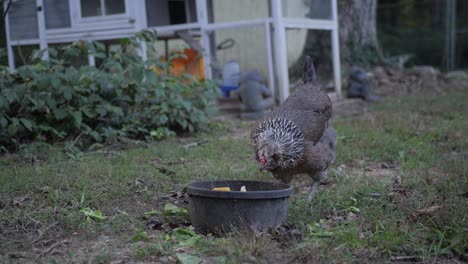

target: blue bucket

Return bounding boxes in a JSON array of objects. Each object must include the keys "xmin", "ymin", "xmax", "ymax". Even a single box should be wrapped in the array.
[{"xmin": 219, "ymin": 85, "xmax": 239, "ymax": 98}]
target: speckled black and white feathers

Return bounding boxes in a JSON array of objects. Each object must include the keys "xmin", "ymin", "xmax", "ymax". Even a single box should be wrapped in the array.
[
  {"xmin": 251, "ymin": 118, "xmax": 304, "ymax": 169},
  {"xmin": 251, "ymin": 56, "xmax": 332, "ymax": 169},
  {"xmin": 250, "ymin": 56, "xmax": 336, "ymax": 203}
]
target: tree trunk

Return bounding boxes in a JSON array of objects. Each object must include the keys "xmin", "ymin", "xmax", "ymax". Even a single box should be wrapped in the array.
[
  {"xmin": 289, "ymin": 0, "xmax": 383, "ymax": 80},
  {"xmin": 338, "ymin": 0, "xmax": 384, "ymax": 67}
]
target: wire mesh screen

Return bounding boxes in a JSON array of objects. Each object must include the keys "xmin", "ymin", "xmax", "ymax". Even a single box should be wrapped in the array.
[
  {"xmin": 377, "ymin": 0, "xmax": 467, "ymax": 70},
  {"xmin": 209, "ymin": 0, "xmax": 270, "ymax": 23},
  {"xmin": 282, "ymin": 0, "xmax": 332, "ymax": 20},
  {"xmin": 44, "ymin": 0, "xmax": 71, "ymax": 29},
  {"xmin": 8, "ymin": 0, "xmax": 39, "ymax": 41},
  {"xmin": 212, "ymin": 26, "xmax": 269, "ymax": 81},
  {"xmin": 286, "ymin": 28, "xmax": 333, "ymax": 89}
]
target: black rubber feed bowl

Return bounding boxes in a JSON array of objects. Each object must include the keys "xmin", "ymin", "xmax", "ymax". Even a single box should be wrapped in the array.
[{"xmin": 187, "ymin": 180, "xmax": 293, "ymax": 233}]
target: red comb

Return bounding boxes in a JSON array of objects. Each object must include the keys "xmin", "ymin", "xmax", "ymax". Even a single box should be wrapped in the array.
[{"xmin": 259, "ymin": 156, "xmax": 266, "ymax": 166}]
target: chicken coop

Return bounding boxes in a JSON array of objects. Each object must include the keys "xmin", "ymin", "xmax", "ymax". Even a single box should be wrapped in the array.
[{"xmin": 3, "ymin": 0, "xmax": 342, "ymax": 102}]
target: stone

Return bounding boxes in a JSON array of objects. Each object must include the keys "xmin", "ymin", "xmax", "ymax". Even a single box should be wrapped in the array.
[
  {"xmin": 409, "ymin": 66, "xmax": 440, "ymax": 77},
  {"xmin": 445, "ymin": 70, "xmax": 468, "ymax": 81},
  {"xmin": 238, "ymin": 70, "xmax": 275, "ymax": 117}
]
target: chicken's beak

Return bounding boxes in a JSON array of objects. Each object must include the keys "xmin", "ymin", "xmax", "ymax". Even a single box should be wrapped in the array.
[{"xmin": 259, "ymin": 156, "xmax": 267, "ymax": 171}]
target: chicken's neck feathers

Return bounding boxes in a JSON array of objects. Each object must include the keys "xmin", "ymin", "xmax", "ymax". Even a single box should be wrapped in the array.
[{"xmin": 252, "ymin": 118, "xmax": 304, "ymax": 169}]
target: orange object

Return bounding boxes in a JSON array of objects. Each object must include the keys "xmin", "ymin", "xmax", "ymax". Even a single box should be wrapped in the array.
[
  {"xmin": 152, "ymin": 48, "xmax": 205, "ymax": 80},
  {"xmin": 212, "ymin": 187, "xmax": 231, "ymax": 191}
]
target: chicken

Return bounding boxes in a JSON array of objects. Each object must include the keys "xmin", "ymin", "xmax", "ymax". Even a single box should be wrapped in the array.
[
  {"xmin": 262, "ymin": 127, "xmax": 337, "ymax": 202},
  {"xmin": 251, "ymin": 56, "xmax": 336, "ymax": 202}
]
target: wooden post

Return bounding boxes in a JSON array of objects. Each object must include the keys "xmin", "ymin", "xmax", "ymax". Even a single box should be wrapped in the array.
[
  {"xmin": 88, "ymin": 53, "xmax": 96, "ymax": 66},
  {"xmin": 331, "ymin": 0, "xmax": 342, "ymax": 99},
  {"xmin": 271, "ymin": 0, "xmax": 290, "ymax": 103},
  {"xmin": 264, "ymin": 21, "xmax": 275, "ymax": 100},
  {"xmin": 135, "ymin": 0, "xmax": 148, "ymax": 61},
  {"xmin": 4, "ymin": 1, "xmax": 15, "ymax": 70},
  {"xmin": 36, "ymin": 0, "xmax": 48, "ymax": 60},
  {"xmin": 196, "ymin": 0, "xmax": 212, "ymax": 80}
]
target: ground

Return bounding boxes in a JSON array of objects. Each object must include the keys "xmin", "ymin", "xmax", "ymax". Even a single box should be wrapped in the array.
[{"xmin": 0, "ymin": 83, "xmax": 467, "ymax": 263}]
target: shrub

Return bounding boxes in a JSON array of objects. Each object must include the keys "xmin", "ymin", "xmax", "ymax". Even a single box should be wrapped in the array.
[{"xmin": 0, "ymin": 31, "xmax": 219, "ymax": 152}]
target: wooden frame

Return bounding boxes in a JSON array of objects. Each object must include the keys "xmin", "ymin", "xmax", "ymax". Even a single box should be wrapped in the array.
[
  {"xmin": 4, "ymin": 0, "xmax": 15, "ymax": 71},
  {"xmin": 4, "ymin": 0, "xmax": 341, "ymax": 100},
  {"xmin": 271, "ymin": 0, "xmax": 342, "ymax": 101},
  {"xmin": 70, "ymin": 0, "xmax": 130, "ymax": 25},
  {"xmin": 36, "ymin": 0, "xmax": 48, "ymax": 60}
]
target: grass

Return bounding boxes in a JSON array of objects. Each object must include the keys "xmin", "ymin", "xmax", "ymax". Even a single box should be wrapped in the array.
[{"xmin": 1, "ymin": 89, "xmax": 467, "ymax": 263}]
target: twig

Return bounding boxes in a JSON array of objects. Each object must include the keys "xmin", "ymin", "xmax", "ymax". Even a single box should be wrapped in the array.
[
  {"xmin": 3, "ymin": 0, "xmax": 12, "ymax": 19},
  {"xmin": 26, "ymin": 214, "xmax": 41, "ymax": 227},
  {"xmin": 1, "ymin": 240, "xmax": 21, "ymax": 248},
  {"xmin": 357, "ymin": 192, "xmax": 381, "ymax": 198},
  {"xmin": 85, "ymin": 150, "xmax": 122, "ymax": 156},
  {"xmin": 40, "ymin": 239, "xmax": 69, "ymax": 256},
  {"xmin": 31, "ymin": 229, "xmax": 44, "ymax": 245},
  {"xmin": 182, "ymin": 139, "xmax": 208, "ymax": 150},
  {"xmin": 151, "ymin": 157, "xmax": 190, "ymax": 166},
  {"xmin": 17, "ymin": 46, "xmax": 28, "ymax": 65},
  {"xmin": 390, "ymin": 256, "xmax": 422, "ymax": 262},
  {"xmin": 0, "ymin": 227, "xmax": 18, "ymax": 236},
  {"xmin": 153, "ymin": 165, "xmax": 176, "ymax": 176},
  {"xmin": 50, "ymin": 249, "xmax": 65, "ymax": 256},
  {"xmin": 68, "ymin": 132, "xmax": 84, "ymax": 150},
  {"xmin": 0, "ymin": 0, "xmax": 13, "ymax": 32},
  {"xmin": 8, "ymin": 251, "xmax": 28, "ymax": 259},
  {"xmin": 32, "ymin": 222, "xmax": 58, "ymax": 244}
]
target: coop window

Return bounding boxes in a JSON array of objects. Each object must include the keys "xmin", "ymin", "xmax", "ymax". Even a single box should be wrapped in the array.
[
  {"xmin": 168, "ymin": 1, "xmax": 187, "ymax": 24},
  {"xmin": 80, "ymin": 0, "xmax": 126, "ymax": 17}
]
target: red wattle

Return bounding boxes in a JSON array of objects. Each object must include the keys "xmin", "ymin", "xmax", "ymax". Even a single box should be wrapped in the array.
[{"xmin": 260, "ymin": 156, "xmax": 266, "ymax": 166}]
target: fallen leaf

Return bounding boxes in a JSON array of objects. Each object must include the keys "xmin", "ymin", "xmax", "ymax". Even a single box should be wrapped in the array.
[
  {"xmin": 394, "ymin": 174, "xmax": 402, "ymax": 185},
  {"xmin": 381, "ymin": 162, "xmax": 389, "ymax": 169},
  {"xmin": 347, "ymin": 212, "xmax": 358, "ymax": 221},
  {"xmin": 80, "ymin": 208, "xmax": 107, "ymax": 222},
  {"xmin": 176, "ymin": 253, "xmax": 202, "ymax": 264},
  {"xmin": 414, "ymin": 205, "xmax": 442, "ymax": 217},
  {"xmin": 131, "ymin": 229, "xmax": 149, "ymax": 242},
  {"xmin": 144, "ymin": 210, "xmax": 160, "ymax": 216},
  {"xmin": 12, "ymin": 197, "xmax": 28, "ymax": 207},
  {"xmin": 164, "ymin": 203, "xmax": 188, "ymax": 216},
  {"xmin": 146, "ymin": 219, "xmax": 163, "ymax": 230}
]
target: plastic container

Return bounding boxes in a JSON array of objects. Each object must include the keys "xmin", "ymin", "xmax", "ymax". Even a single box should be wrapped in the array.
[
  {"xmin": 187, "ymin": 180, "xmax": 293, "ymax": 233},
  {"xmin": 222, "ymin": 60, "xmax": 240, "ymax": 87},
  {"xmin": 219, "ymin": 60, "xmax": 240, "ymax": 98}
]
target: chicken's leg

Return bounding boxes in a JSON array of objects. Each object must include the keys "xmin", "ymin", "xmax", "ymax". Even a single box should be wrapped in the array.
[
  {"xmin": 307, "ymin": 170, "xmax": 329, "ymax": 203},
  {"xmin": 307, "ymin": 180, "xmax": 319, "ymax": 203}
]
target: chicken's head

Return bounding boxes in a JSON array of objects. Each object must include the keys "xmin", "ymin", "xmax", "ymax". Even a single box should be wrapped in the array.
[{"xmin": 257, "ymin": 142, "xmax": 283, "ymax": 171}]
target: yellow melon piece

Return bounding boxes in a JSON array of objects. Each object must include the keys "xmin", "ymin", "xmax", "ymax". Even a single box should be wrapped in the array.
[{"xmin": 212, "ymin": 187, "xmax": 231, "ymax": 191}]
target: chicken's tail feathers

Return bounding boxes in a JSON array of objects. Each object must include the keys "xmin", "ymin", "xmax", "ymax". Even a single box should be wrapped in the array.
[{"xmin": 303, "ymin": 55, "xmax": 316, "ymax": 83}]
